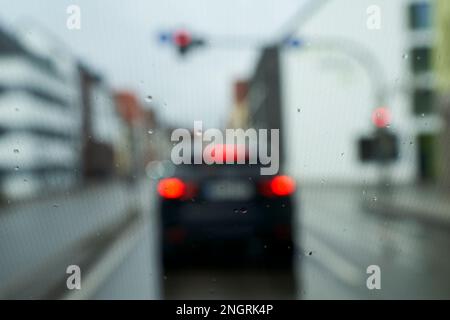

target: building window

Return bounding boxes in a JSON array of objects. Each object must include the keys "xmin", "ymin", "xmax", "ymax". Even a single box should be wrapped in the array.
[
  {"xmin": 410, "ymin": 46, "xmax": 432, "ymax": 74},
  {"xmin": 409, "ymin": 2, "xmax": 432, "ymax": 30},
  {"xmin": 413, "ymin": 88, "xmax": 435, "ymax": 115}
]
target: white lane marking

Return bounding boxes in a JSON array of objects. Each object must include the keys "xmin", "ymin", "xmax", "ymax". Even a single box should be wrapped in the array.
[
  {"xmin": 298, "ymin": 232, "xmax": 364, "ymax": 287},
  {"xmin": 62, "ymin": 220, "xmax": 144, "ymax": 300}
]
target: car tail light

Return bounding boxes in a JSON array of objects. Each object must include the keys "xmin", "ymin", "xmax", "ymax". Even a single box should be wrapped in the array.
[
  {"xmin": 157, "ymin": 178, "xmax": 186, "ymax": 199},
  {"xmin": 259, "ymin": 175, "xmax": 296, "ymax": 197},
  {"xmin": 270, "ymin": 175, "xmax": 296, "ymax": 196}
]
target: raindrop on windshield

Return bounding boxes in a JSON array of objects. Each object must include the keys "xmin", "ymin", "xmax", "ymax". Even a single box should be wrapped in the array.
[
  {"xmin": 145, "ymin": 95, "xmax": 153, "ymax": 102},
  {"xmin": 13, "ymin": 149, "xmax": 19, "ymax": 154}
]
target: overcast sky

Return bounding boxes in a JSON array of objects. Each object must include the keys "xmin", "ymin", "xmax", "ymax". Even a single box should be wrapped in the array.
[{"xmin": 0, "ymin": 0, "xmax": 305, "ymax": 128}]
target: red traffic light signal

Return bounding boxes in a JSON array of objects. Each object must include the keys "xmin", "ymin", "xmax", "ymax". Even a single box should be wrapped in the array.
[
  {"xmin": 159, "ymin": 29, "xmax": 204, "ymax": 56},
  {"xmin": 173, "ymin": 30, "xmax": 192, "ymax": 48},
  {"xmin": 371, "ymin": 107, "xmax": 391, "ymax": 128}
]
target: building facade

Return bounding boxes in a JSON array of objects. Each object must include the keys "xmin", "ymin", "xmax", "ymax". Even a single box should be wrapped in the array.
[
  {"xmin": 0, "ymin": 25, "xmax": 81, "ymax": 200},
  {"xmin": 434, "ymin": 0, "xmax": 450, "ymax": 189},
  {"xmin": 406, "ymin": 0, "xmax": 440, "ymax": 183}
]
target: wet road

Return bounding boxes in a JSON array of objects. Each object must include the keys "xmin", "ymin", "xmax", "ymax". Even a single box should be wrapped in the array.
[
  {"xmin": 0, "ymin": 180, "xmax": 159, "ymax": 299},
  {"xmin": 2, "ymin": 182, "xmax": 450, "ymax": 299},
  {"xmin": 161, "ymin": 185, "xmax": 450, "ymax": 299},
  {"xmin": 299, "ymin": 186, "xmax": 450, "ymax": 299}
]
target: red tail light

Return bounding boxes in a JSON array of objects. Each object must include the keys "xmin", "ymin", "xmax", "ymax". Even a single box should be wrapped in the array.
[
  {"xmin": 259, "ymin": 175, "xmax": 296, "ymax": 197},
  {"xmin": 270, "ymin": 175, "xmax": 296, "ymax": 196},
  {"xmin": 157, "ymin": 178, "xmax": 186, "ymax": 199}
]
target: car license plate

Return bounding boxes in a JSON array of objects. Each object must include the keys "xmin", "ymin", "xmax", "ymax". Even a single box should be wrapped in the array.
[{"xmin": 204, "ymin": 180, "xmax": 254, "ymax": 201}]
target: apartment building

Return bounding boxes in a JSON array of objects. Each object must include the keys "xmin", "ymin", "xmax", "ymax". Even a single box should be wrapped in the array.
[{"xmin": 0, "ymin": 25, "xmax": 81, "ymax": 200}]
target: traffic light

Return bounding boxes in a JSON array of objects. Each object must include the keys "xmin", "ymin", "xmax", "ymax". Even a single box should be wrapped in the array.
[
  {"xmin": 158, "ymin": 29, "xmax": 205, "ymax": 56},
  {"xmin": 173, "ymin": 30, "xmax": 192, "ymax": 54},
  {"xmin": 371, "ymin": 107, "xmax": 391, "ymax": 128},
  {"xmin": 358, "ymin": 131, "xmax": 399, "ymax": 162}
]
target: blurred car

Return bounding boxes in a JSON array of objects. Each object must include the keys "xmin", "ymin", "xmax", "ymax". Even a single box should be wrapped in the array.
[{"xmin": 157, "ymin": 145, "xmax": 296, "ymax": 269}]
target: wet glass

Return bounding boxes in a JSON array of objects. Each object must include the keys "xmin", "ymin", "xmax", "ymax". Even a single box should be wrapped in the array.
[{"xmin": 0, "ymin": 0, "xmax": 450, "ymax": 300}]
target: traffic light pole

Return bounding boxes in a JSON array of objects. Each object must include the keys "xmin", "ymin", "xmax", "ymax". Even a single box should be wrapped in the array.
[
  {"xmin": 283, "ymin": 36, "xmax": 395, "ymax": 190},
  {"xmin": 160, "ymin": 0, "xmax": 395, "ymax": 190},
  {"xmin": 275, "ymin": 0, "xmax": 331, "ymax": 42}
]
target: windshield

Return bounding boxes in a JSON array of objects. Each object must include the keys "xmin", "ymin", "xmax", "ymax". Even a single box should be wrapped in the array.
[{"xmin": 1, "ymin": 0, "xmax": 450, "ymax": 303}]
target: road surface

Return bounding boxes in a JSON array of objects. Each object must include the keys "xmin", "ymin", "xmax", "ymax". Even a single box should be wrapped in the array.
[
  {"xmin": 161, "ymin": 185, "xmax": 450, "ymax": 299},
  {"xmin": 2, "ymin": 182, "xmax": 450, "ymax": 299}
]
